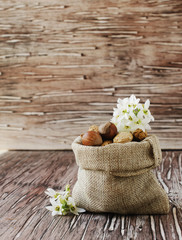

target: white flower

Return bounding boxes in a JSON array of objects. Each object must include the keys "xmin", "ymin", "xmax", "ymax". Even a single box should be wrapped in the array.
[
  {"xmin": 70, "ymin": 206, "xmax": 86, "ymax": 215},
  {"xmin": 111, "ymin": 95, "xmax": 154, "ymax": 133},
  {"xmin": 45, "ymin": 188, "xmax": 64, "ymax": 199},
  {"xmin": 45, "ymin": 185, "xmax": 86, "ymax": 216},
  {"xmin": 46, "ymin": 198, "xmax": 63, "ymax": 216},
  {"xmin": 128, "ymin": 94, "xmax": 140, "ymax": 106},
  {"xmin": 66, "ymin": 197, "xmax": 85, "ymax": 215},
  {"xmin": 67, "ymin": 196, "xmax": 76, "ymax": 206}
]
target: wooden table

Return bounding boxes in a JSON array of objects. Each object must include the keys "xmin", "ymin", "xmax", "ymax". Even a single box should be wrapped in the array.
[{"xmin": 0, "ymin": 151, "xmax": 181, "ymax": 240}]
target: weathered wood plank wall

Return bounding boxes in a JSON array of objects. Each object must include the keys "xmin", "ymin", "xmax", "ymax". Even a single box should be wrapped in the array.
[{"xmin": 0, "ymin": 0, "xmax": 182, "ymax": 150}]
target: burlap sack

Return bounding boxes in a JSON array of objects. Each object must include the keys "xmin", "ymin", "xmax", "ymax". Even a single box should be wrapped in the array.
[{"xmin": 72, "ymin": 135, "xmax": 169, "ymax": 214}]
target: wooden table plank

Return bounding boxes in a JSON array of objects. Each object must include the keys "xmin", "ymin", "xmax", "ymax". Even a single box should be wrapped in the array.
[{"xmin": 0, "ymin": 151, "xmax": 181, "ymax": 240}]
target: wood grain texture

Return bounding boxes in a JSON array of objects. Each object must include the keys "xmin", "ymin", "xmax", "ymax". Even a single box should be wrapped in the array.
[
  {"xmin": 0, "ymin": 150, "xmax": 181, "ymax": 240},
  {"xmin": 0, "ymin": 0, "xmax": 182, "ymax": 150}
]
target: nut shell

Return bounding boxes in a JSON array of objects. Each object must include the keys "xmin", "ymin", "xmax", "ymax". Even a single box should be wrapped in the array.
[
  {"xmin": 101, "ymin": 140, "xmax": 113, "ymax": 146},
  {"xmin": 99, "ymin": 122, "xmax": 111, "ymax": 134},
  {"xmin": 113, "ymin": 132, "xmax": 133, "ymax": 143},
  {"xmin": 133, "ymin": 129, "xmax": 147, "ymax": 141},
  {"xmin": 81, "ymin": 131, "xmax": 103, "ymax": 146},
  {"xmin": 99, "ymin": 122, "xmax": 117, "ymax": 140},
  {"xmin": 88, "ymin": 125, "xmax": 99, "ymax": 132}
]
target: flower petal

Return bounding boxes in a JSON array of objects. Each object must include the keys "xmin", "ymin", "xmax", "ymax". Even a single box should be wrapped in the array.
[
  {"xmin": 52, "ymin": 211, "xmax": 59, "ymax": 216},
  {"xmin": 144, "ymin": 99, "xmax": 150, "ymax": 109},
  {"xmin": 50, "ymin": 198, "xmax": 57, "ymax": 206},
  {"xmin": 68, "ymin": 197, "xmax": 75, "ymax": 206},
  {"xmin": 77, "ymin": 207, "xmax": 86, "ymax": 213},
  {"xmin": 45, "ymin": 188, "xmax": 58, "ymax": 198},
  {"xmin": 46, "ymin": 206, "xmax": 54, "ymax": 211}
]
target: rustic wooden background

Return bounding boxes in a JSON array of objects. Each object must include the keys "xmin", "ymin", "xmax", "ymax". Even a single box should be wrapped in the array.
[{"xmin": 0, "ymin": 0, "xmax": 182, "ymax": 150}]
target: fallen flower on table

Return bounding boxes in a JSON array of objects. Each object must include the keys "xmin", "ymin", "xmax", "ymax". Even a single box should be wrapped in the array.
[
  {"xmin": 45, "ymin": 188, "xmax": 64, "ymax": 199},
  {"xmin": 45, "ymin": 184, "xmax": 86, "ymax": 216}
]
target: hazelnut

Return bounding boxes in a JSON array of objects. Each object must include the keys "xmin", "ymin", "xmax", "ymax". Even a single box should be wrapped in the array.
[
  {"xmin": 101, "ymin": 140, "xmax": 113, "ymax": 146},
  {"xmin": 88, "ymin": 125, "xmax": 99, "ymax": 132},
  {"xmin": 99, "ymin": 122, "xmax": 117, "ymax": 140},
  {"xmin": 133, "ymin": 129, "xmax": 147, "ymax": 141},
  {"xmin": 81, "ymin": 131, "xmax": 103, "ymax": 146},
  {"xmin": 113, "ymin": 132, "xmax": 133, "ymax": 143}
]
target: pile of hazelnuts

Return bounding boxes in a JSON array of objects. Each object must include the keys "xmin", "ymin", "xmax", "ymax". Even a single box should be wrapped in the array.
[{"xmin": 81, "ymin": 122, "xmax": 148, "ymax": 146}]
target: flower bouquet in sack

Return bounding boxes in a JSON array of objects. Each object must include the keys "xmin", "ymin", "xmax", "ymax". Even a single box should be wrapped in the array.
[{"xmin": 72, "ymin": 95, "xmax": 169, "ymax": 214}]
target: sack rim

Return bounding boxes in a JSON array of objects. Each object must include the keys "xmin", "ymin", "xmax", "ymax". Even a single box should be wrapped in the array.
[
  {"xmin": 72, "ymin": 134, "xmax": 162, "ymax": 176},
  {"xmin": 72, "ymin": 134, "xmax": 154, "ymax": 150}
]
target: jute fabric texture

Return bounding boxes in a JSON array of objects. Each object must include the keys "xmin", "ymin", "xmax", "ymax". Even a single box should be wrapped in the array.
[{"xmin": 72, "ymin": 135, "xmax": 169, "ymax": 214}]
